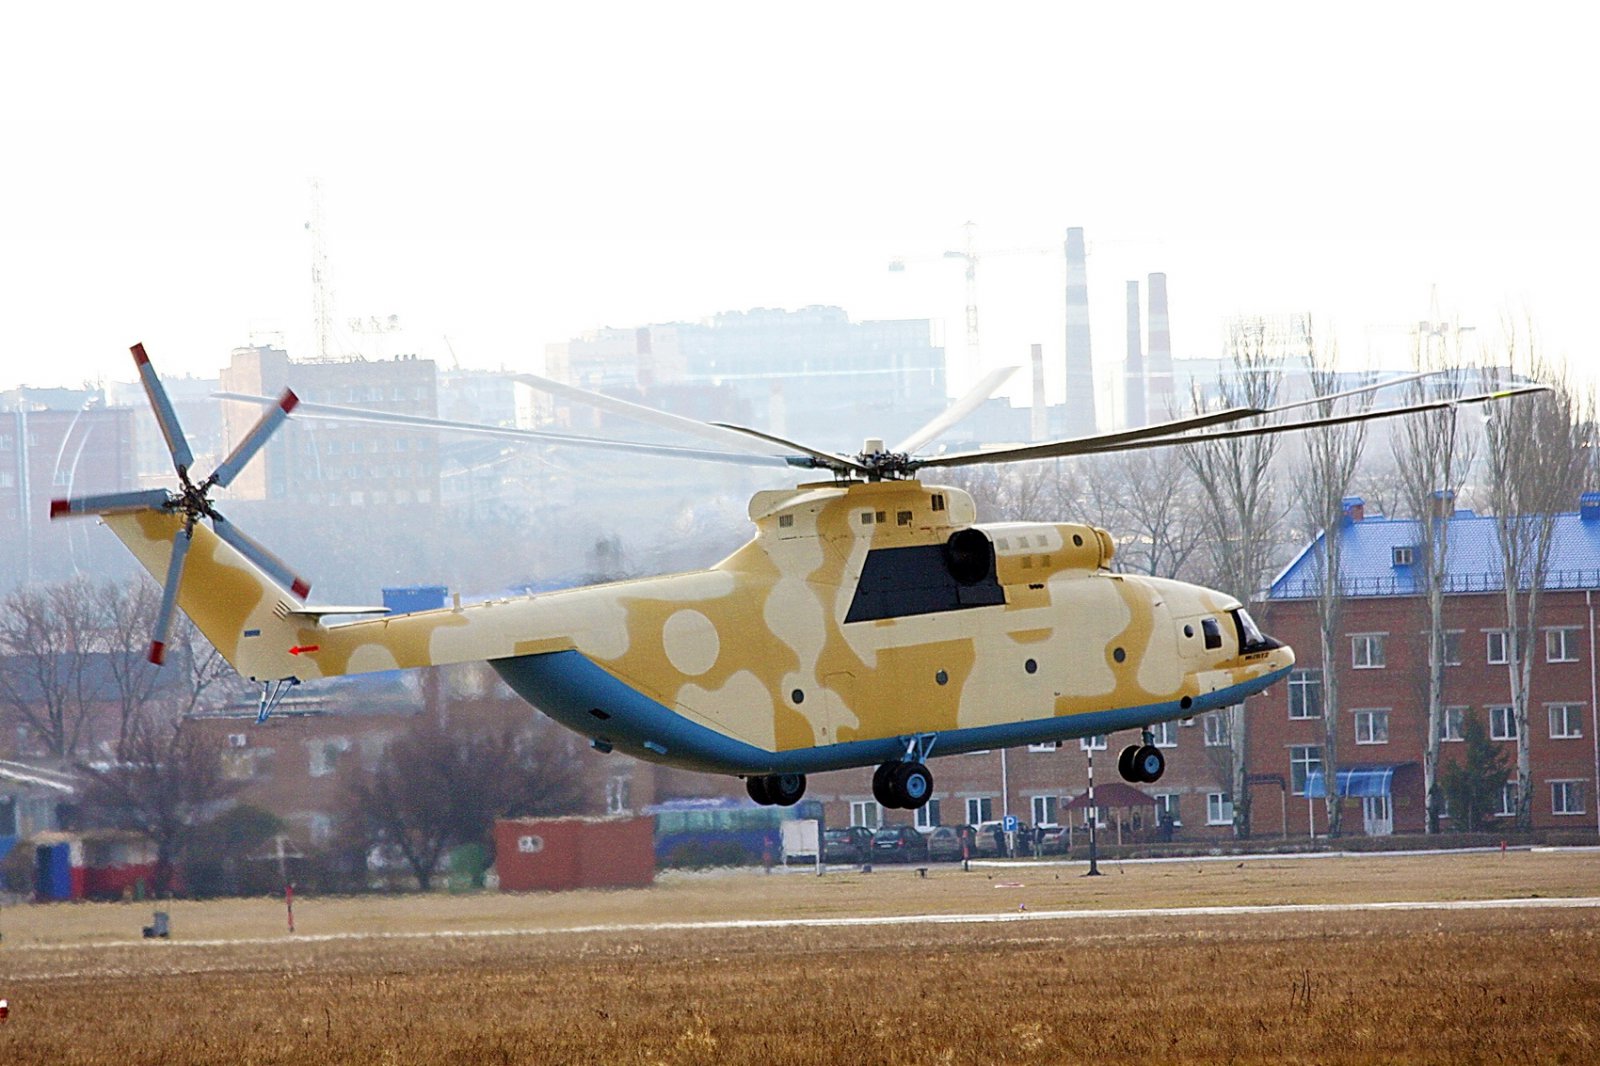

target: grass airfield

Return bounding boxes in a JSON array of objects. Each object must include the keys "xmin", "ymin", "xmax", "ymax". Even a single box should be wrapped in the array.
[{"xmin": 2, "ymin": 849, "xmax": 1598, "ymax": 1064}]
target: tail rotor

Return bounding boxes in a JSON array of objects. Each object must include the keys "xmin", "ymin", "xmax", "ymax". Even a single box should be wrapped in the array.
[{"xmin": 51, "ymin": 343, "xmax": 310, "ymax": 663}]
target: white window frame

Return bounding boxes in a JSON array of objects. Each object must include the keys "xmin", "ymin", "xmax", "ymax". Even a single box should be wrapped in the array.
[
  {"xmin": 1079, "ymin": 734, "xmax": 1108, "ymax": 751},
  {"xmin": 1443, "ymin": 629, "xmax": 1464, "ymax": 667},
  {"xmin": 965, "ymin": 796, "xmax": 994, "ymax": 826},
  {"xmin": 1202, "ymin": 712, "xmax": 1229, "ymax": 747},
  {"xmin": 1288, "ymin": 669, "xmax": 1322, "ymax": 720},
  {"xmin": 1486, "ymin": 629, "xmax": 1517, "ymax": 666},
  {"xmin": 1496, "ymin": 782, "xmax": 1517, "ymax": 817},
  {"xmin": 1154, "ymin": 793, "xmax": 1181, "ymax": 826},
  {"xmin": 1489, "ymin": 705, "xmax": 1516, "ymax": 742},
  {"xmin": 1206, "ymin": 792, "xmax": 1234, "ymax": 825},
  {"xmin": 1546, "ymin": 627, "xmax": 1581, "ymax": 663},
  {"xmin": 1548, "ymin": 703, "xmax": 1584, "ymax": 740},
  {"xmin": 914, "ymin": 798, "xmax": 942, "ymax": 830},
  {"xmin": 1028, "ymin": 741, "xmax": 1062, "ymax": 753},
  {"xmin": 1442, "ymin": 706, "xmax": 1466, "ymax": 742},
  {"xmin": 850, "ymin": 800, "xmax": 883, "ymax": 828},
  {"xmin": 1551, "ymin": 780, "xmax": 1587, "ymax": 816},
  {"xmin": 1030, "ymin": 795, "xmax": 1059, "ymax": 827},
  {"xmin": 1354, "ymin": 708, "xmax": 1390, "ymax": 745},
  {"xmin": 605, "ymin": 775, "xmax": 630, "ymax": 815},
  {"xmin": 1351, "ymin": 633, "xmax": 1386, "ymax": 669},
  {"xmin": 1077, "ymin": 804, "xmax": 1108, "ymax": 829},
  {"xmin": 309, "ymin": 736, "xmax": 351, "ymax": 778},
  {"xmin": 1290, "ymin": 745, "xmax": 1323, "ymax": 796},
  {"xmin": 1149, "ymin": 720, "xmax": 1177, "ymax": 748}
]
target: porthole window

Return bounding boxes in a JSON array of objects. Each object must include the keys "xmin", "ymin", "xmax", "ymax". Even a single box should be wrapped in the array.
[
  {"xmin": 935, "ymin": 670, "xmax": 949, "ymax": 686},
  {"xmin": 1184, "ymin": 624, "xmax": 1194, "ymax": 639},
  {"xmin": 1072, "ymin": 533, "xmax": 1084, "ymax": 547},
  {"xmin": 1113, "ymin": 647, "xmax": 1126, "ymax": 663},
  {"xmin": 1025, "ymin": 659, "xmax": 1038, "ymax": 674},
  {"xmin": 792, "ymin": 689, "xmax": 805, "ymax": 704}
]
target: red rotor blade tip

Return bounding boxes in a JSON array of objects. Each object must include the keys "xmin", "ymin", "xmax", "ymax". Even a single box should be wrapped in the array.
[
  {"xmin": 281, "ymin": 389, "xmax": 300, "ymax": 414},
  {"xmin": 291, "ymin": 578, "xmax": 311, "ymax": 600},
  {"xmin": 49, "ymin": 499, "xmax": 70, "ymax": 518},
  {"xmin": 131, "ymin": 342, "xmax": 149, "ymax": 366},
  {"xmin": 148, "ymin": 641, "xmax": 166, "ymax": 665}
]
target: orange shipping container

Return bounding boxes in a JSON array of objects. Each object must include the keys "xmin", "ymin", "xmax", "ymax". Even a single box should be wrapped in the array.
[{"xmin": 494, "ymin": 816, "xmax": 655, "ymax": 892}]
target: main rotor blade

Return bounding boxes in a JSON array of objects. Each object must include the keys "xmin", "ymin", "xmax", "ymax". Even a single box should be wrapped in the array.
[
  {"xmin": 912, "ymin": 383, "xmax": 1550, "ymax": 469},
  {"xmin": 210, "ymin": 514, "xmax": 312, "ymax": 600},
  {"xmin": 148, "ymin": 523, "xmax": 193, "ymax": 665},
  {"xmin": 131, "ymin": 343, "xmax": 195, "ymax": 474},
  {"xmin": 49, "ymin": 489, "xmax": 171, "ymax": 519},
  {"xmin": 907, "ymin": 404, "xmax": 1266, "ymax": 470},
  {"xmin": 208, "ymin": 389, "xmax": 299, "ymax": 488},
  {"xmin": 1268, "ymin": 371, "xmax": 1430, "ymax": 417},
  {"xmin": 512, "ymin": 372, "xmax": 806, "ymax": 458},
  {"xmin": 707, "ymin": 423, "xmax": 869, "ymax": 475},
  {"xmin": 213, "ymin": 392, "xmax": 797, "ymax": 468},
  {"xmin": 895, "ymin": 365, "xmax": 1019, "ymax": 456}
]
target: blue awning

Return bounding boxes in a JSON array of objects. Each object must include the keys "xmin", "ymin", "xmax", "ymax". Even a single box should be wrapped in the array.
[{"xmin": 1304, "ymin": 765, "xmax": 1402, "ymax": 799}]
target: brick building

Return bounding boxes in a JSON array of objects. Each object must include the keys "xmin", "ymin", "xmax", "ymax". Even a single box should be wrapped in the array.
[{"xmin": 1253, "ymin": 495, "xmax": 1600, "ymax": 838}]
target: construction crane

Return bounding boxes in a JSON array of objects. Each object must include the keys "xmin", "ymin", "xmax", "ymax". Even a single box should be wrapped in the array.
[{"xmin": 890, "ymin": 221, "xmax": 1053, "ymax": 392}]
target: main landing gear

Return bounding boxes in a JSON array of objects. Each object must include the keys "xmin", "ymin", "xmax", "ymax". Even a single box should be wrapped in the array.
[
  {"xmin": 746, "ymin": 773, "xmax": 807, "ymax": 806},
  {"xmin": 872, "ymin": 759, "xmax": 933, "ymax": 810},
  {"xmin": 1117, "ymin": 727, "xmax": 1166, "ymax": 784}
]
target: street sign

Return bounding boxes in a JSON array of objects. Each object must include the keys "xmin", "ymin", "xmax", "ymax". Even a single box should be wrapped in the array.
[{"xmin": 1002, "ymin": 814, "xmax": 1019, "ymax": 833}]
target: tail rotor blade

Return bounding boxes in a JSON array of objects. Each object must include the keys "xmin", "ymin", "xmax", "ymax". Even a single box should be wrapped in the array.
[
  {"xmin": 132, "ymin": 342, "xmax": 195, "ymax": 474},
  {"xmin": 208, "ymin": 389, "xmax": 299, "ymax": 489},
  {"xmin": 149, "ymin": 524, "xmax": 193, "ymax": 665},
  {"xmin": 210, "ymin": 514, "xmax": 311, "ymax": 599},
  {"xmin": 49, "ymin": 489, "xmax": 170, "ymax": 519}
]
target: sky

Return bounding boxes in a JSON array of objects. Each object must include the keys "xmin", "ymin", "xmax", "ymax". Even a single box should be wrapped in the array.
[{"xmin": 2, "ymin": 3, "xmax": 1595, "ymax": 419}]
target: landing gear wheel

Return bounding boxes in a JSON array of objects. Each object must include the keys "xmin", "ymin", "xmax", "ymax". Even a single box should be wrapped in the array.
[
  {"xmin": 891, "ymin": 761, "xmax": 933, "ymax": 810},
  {"xmin": 746, "ymin": 775, "xmax": 774, "ymax": 806},
  {"xmin": 1133, "ymin": 744, "xmax": 1165, "ymax": 783},
  {"xmin": 873, "ymin": 762, "xmax": 902, "ymax": 809},
  {"xmin": 1117, "ymin": 744, "xmax": 1141, "ymax": 783},
  {"xmin": 767, "ymin": 773, "xmax": 807, "ymax": 807}
]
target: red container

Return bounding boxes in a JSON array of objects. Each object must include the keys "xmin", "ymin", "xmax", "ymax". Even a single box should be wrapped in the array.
[{"xmin": 494, "ymin": 816, "xmax": 655, "ymax": 892}]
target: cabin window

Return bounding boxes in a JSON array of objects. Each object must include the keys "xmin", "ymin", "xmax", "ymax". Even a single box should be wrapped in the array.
[
  {"xmin": 1201, "ymin": 617, "xmax": 1223, "ymax": 650},
  {"xmin": 897, "ymin": 510, "xmax": 913, "ymax": 526},
  {"xmin": 875, "ymin": 511, "xmax": 886, "ymax": 524},
  {"xmin": 931, "ymin": 494, "xmax": 946, "ymax": 511},
  {"xmin": 860, "ymin": 512, "xmax": 875, "ymax": 525}
]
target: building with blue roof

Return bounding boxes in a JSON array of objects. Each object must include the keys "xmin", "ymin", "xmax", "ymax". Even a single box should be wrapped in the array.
[{"xmin": 1246, "ymin": 493, "xmax": 1600, "ymax": 839}]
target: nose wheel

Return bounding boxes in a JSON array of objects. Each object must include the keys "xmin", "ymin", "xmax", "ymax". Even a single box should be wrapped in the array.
[
  {"xmin": 1118, "ymin": 731, "xmax": 1166, "ymax": 784},
  {"xmin": 872, "ymin": 760, "xmax": 933, "ymax": 810}
]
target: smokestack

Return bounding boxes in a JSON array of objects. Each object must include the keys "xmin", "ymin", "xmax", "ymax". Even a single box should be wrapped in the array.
[
  {"xmin": 1146, "ymin": 272, "xmax": 1173, "ymax": 418},
  {"xmin": 1125, "ymin": 280, "xmax": 1145, "ymax": 429},
  {"xmin": 1063, "ymin": 227, "xmax": 1096, "ymax": 434},
  {"xmin": 1030, "ymin": 343, "xmax": 1047, "ymax": 442}
]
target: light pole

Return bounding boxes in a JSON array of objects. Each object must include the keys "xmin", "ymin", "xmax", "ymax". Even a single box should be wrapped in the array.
[{"xmin": 1085, "ymin": 740, "xmax": 1102, "ymax": 876}]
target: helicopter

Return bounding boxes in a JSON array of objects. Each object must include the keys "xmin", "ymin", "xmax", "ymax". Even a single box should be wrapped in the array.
[{"xmin": 52, "ymin": 345, "xmax": 1543, "ymax": 811}]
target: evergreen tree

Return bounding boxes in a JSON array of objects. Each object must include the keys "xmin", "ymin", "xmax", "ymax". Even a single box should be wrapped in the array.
[{"xmin": 1439, "ymin": 713, "xmax": 1510, "ymax": 832}]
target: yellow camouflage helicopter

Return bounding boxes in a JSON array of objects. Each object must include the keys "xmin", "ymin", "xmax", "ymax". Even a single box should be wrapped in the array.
[{"xmin": 53, "ymin": 345, "xmax": 1540, "ymax": 811}]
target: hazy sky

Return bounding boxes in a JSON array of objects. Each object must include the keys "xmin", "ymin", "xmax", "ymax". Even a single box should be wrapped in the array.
[{"xmin": 3, "ymin": 4, "xmax": 1594, "ymax": 416}]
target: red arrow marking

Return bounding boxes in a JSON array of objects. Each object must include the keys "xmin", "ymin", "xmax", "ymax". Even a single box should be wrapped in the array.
[{"xmin": 289, "ymin": 645, "xmax": 320, "ymax": 655}]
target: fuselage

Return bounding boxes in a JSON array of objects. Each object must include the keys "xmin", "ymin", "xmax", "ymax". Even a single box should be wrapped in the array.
[{"xmin": 106, "ymin": 480, "xmax": 1294, "ymax": 775}]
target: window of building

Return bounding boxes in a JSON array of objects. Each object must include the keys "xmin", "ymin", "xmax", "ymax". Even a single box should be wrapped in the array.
[
  {"xmin": 1442, "ymin": 707, "xmax": 1466, "ymax": 742},
  {"xmin": 1548, "ymin": 703, "xmax": 1584, "ymax": 739},
  {"xmin": 1203, "ymin": 711, "xmax": 1229, "ymax": 747},
  {"xmin": 1489, "ymin": 705, "xmax": 1516, "ymax": 741},
  {"xmin": 1077, "ymin": 804, "xmax": 1108, "ymax": 829},
  {"xmin": 1354, "ymin": 709, "xmax": 1390, "ymax": 745},
  {"xmin": 1497, "ymin": 782, "xmax": 1518, "ymax": 817},
  {"xmin": 605, "ymin": 776, "xmax": 630, "ymax": 815},
  {"xmin": 309, "ymin": 737, "xmax": 351, "ymax": 777},
  {"xmin": 1391, "ymin": 546, "xmax": 1414, "ymax": 566},
  {"xmin": 1080, "ymin": 734, "xmax": 1108, "ymax": 751},
  {"xmin": 1486, "ymin": 629, "xmax": 1517, "ymax": 665},
  {"xmin": 1551, "ymin": 780, "xmax": 1587, "ymax": 816},
  {"xmin": 227, "ymin": 733, "xmax": 249, "ymax": 748},
  {"xmin": 965, "ymin": 796, "xmax": 994, "ymax": 825},
  {"xmin": 1028, "ymin": 741, "xmax": 1062, "ymax": 753},
  {"xmin": 913, "ymin": 799, "xmax": 942, "ymax": 829},
  {"xmin": 1207, "ymin": 793, "xmax": 1234, "ymax": 825},
  {"xmin": 1546, "ymin": 627, "xmax": 1581, "ymax": 663},
  {"xmin": 1290, "ymin": 745, "xmax": 1323, "ymax": 795},
  {"xmin": 850, "ymin": 800, "xmax": 883, "ymax": 828},
  {"xmin": 1154, "ymin": 793, "xmax": 1181, "ymax": 826},
  {"xmin": 1150, "ymin": 720, "xmax": 1177, "ymax": 748},
  {"xmin": 1031, "ymin": 795, "xmax": 1059, "ymax": 827},
  {"xmin": 1288, "ymin": 669, "xmax": 1322, "ymax": 720},
  {"xmin": 1443, "ymin": 630, "xmax": 1463, "ymax": 666},
  {"xmin": 1351, "ymin": 633, "xmax": 1386, "ymax": 669},
  {"xmin": 308, "ymin": 813, "xmax": 333, "ymax": 846}
]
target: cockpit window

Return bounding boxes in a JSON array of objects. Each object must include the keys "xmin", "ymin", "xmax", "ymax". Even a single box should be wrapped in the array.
[
  {"xmin": 1201, "ymin": 617, "xmax": 1223, "ymax": 650},
  {"xmin": 1232, "ymin": 608, "xmax": 1279, "ymax": 653}
]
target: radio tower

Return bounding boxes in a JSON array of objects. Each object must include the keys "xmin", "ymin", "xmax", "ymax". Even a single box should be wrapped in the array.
[{"xmin": 307, "ymin": 179, "xmax": 334, "ymax": 360}]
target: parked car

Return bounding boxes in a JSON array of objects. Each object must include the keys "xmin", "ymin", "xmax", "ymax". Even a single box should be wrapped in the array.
[
  {"xmin": 822, "ymin": 826, "xmax": 875, "ymax": 864},
  {"xmin": 871, "ymin": 825, "xmax": 930, "ymax": 863},
  {"xmin": 925, "ymin": 825, "xmax": 969, "ymax": 862}
]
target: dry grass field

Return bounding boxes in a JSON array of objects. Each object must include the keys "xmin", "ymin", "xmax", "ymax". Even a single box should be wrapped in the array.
[{"xmin": 2, "ymin": 850, "xmax": 1598, "ymax": 1064}]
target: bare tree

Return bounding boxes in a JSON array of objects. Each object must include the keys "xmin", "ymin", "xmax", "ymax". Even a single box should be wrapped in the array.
[
  {"xmin": 0, "ymin": 577, "xmax": 102, "ymax": 761},
  {"xmin": 1082, "ymin": 449, "xmax": 1208, "ymax": 579},
  {"xmin": 1291, "ymin": 327, "xmax": 1367, "ymax": 837},
  {"xmin": 1393, "ymin": 321, "xmax": 1479, "ymax": 833},
  {"xmin": 339, "ymin": 715, "xmax": 586, "ymax": 890},
  {"xmin": 1182, "ymin": 315, "xmax": 1289, "ymax": 838},
  {"xmin": 1481, "ymin": 323, "xmax": 1591, "ymax": 832},
  {"xmin": 78, "ymin": 715, "xmax": 241, "ymax": 896},
  {"xmin": 97, "ymin": 578, "xmax": 165, "ymax": 755}
]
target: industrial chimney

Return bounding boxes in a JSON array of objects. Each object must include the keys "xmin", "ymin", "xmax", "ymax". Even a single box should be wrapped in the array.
[
  {"xmin": 1125, "ymin": 280, "xmax": 1145, "ymax": 429},
  {"xmin": 1063, "ymin": 228, "xmax": 1096, "ymax": 434},
  {"xmin": 1146, "ymin": 272, "xmax": 1173, "ymax": 418},
  {"xmin": 1031, "ymin": 343, "xmax": 1047, "ymax": 442}
]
